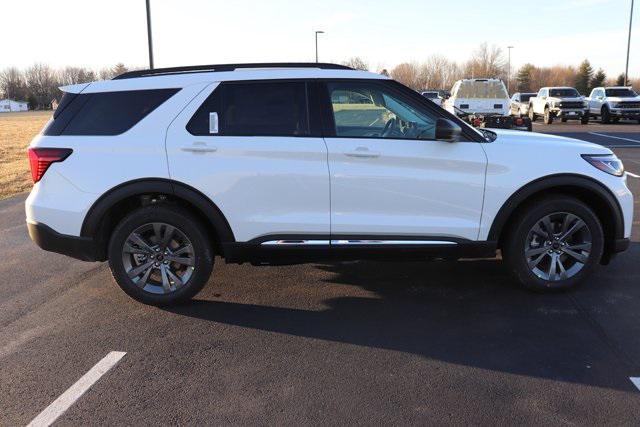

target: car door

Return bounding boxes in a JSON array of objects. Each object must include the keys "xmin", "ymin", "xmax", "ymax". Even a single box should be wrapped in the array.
[
  {"xmin": 321, "ymin": 80, "xmax": 487, "ymax": 241},
  {"xmin": 510, "ymin": 94, "xmax": 520, "ymax": 115},
  {"xmin": 166, "ymin": 80, "xmax": 330, "ymax": 242}
]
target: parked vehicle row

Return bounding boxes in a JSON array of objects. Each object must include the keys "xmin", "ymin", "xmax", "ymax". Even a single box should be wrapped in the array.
[{"xmin": 422, "ymin": 81, "xmax": 640, "ymax": 127}]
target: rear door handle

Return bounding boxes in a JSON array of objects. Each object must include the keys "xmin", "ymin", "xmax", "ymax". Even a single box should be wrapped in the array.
[{"xmin": 345, "ymin": 147, "xmax": 380, "ymax": 158}]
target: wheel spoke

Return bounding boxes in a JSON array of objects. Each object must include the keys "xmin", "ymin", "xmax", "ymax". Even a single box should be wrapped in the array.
[
  {"xmin": 128, "ymin": 260, "xmax": 155, "ymax": 279},
  {"xmin": 165, "ymin": 268, "xmax": 184, "ymax": 288},
  {"xmin": 548, "ymin": 253, "xmax": 558, "ymax": 280},
  {"xmin": 165, "ymin": 255, "xmax": 194, "ymax": 266},
  {"xmin": 562, "ymin": 247, "xmax": 588, "ymax": 263},
  {"xmin": 526, "ymin": 246, "xmax": 549, "ymax": 258},
  {"xmin": 559, "ymin": 219, "xmax": 586, "ymax": 242},
  {"xmin": 567, "ymin": 242, "xmax": 592, "ymax": 252},
  {"xmin": 561, "ymin": 213, "xmax": 578, "ymax": 235},
  {"xmin": 160, "ymin": 264, "xmax": 172, "ymax": 292},
  {"xmin": 136, "ymin": 265, "xmax": 153, "ymax": 288},
  {"xmin": 556, "ymin": 255, "xmax": 568, "ymax": 279},
  {"xmin": 172, "ymin": 244, "xmax": 193, "ymax": 256},
  {"xmin": 541, "ymin": 216, "xmax": 555, "ymax": 239},
  {"xmin": 127, "ymin": 233, "xmax": 154, "ymax": 254},
  {"xmin": 528, "ymin": 251, "xmax": 548, "ymax": 269},
  {"xmin": 159, "ymin": 225, "xmax": 175, "ymax": 249}
]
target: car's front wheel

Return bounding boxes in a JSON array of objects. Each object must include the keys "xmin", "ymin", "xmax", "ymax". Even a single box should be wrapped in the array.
[
  {"xmin": 543, "ymin": 107, "xmax": 553, "ymax": 124},
  {"xmin": 503, "ymin": 196, "xmax": 604, "ymax": 291},
  {"xmin": 108, "ymin": 205, "xmax": 214, "ymax": 305}
]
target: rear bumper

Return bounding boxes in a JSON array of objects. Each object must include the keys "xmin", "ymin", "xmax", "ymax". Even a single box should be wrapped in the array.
[{"xmin": 27, "ymin": 221, "xmax": 99, "ymax": 262}]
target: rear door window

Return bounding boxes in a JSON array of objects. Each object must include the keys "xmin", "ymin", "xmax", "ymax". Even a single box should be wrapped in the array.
[{"xmin": 187, "ymin": 81, "xmax": 310, "ymax": 137}]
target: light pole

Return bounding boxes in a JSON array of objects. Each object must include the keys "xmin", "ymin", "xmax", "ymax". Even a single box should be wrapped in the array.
[
  {"xmin": 625, "ymin": 0, "xmax": 634, "ymax": 86},
  {"xmin": 146, "ymin": 0, "xmax": 154, "ymax": 69},
  {"xmin": 507, "ymin": 46, "xmax": 514, "ymax": 93},
  {"xmin": 315, "ymin": 31, "xmax": 324, "ymax": 63}
]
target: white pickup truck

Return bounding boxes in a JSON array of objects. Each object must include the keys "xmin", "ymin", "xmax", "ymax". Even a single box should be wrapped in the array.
[
  {"xmin": 528, "ymin": 87, "xmax": 589, "ymax": 125},
  {"xmin": 586, "ymin": 86, "xmax": 640, "ymax": 124}
]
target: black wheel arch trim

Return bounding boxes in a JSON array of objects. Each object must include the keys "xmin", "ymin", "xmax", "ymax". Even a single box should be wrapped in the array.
[
  {"xmin": 488, "ymin": 173, "xmax": 625, "ymax": 248},
  {"xmin": 81, "ymin": 178, "xmax": 236, "ymax": 257}
]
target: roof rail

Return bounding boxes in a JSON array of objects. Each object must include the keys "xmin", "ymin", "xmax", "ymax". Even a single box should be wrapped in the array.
[{"xmin": 113, "ymin": 62, "xmax": 353, "ymax": 80}]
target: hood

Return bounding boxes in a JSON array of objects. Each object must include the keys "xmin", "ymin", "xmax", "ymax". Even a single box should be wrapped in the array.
[
  {"xmin": 607, "ymin": 96, "xmax": 640, "ymax": 102},
  {"xmin": 548, "ymin": 96, "xmax": 583, "ymax": 102},
  {"xmin": 488, "ymin": 129, "xmax": 611, "ymax": 154}
]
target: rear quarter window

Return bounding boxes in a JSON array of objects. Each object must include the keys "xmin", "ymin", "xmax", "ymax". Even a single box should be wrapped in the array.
[{"xmin": 44, "ymin": 89, "xmax": 179, "ymax": 136}]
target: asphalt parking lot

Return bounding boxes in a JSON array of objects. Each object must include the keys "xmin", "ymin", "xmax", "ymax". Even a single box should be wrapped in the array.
[{"xmin": 1, "ymin": 123, "xmax": 640, "ymax": 425}]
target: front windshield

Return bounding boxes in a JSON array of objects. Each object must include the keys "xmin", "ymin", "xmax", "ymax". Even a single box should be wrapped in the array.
[
  {"xmin": 520, "ymin": 93, "xmax": 534, "ymax": 102},
  {"xmin": 423, "ymin": 92, "xmax": 438, "ymax": 99},
  {"xmin": 605, "ymin": 88, "xmax": 638, "ymax": 97},
  {"xmin": 455, "ymin": 80, "xmax": 508, "ymax": 99},
  {"xmin": 549, "ymin": 88, "xmax": 580, "ymax": 97}
]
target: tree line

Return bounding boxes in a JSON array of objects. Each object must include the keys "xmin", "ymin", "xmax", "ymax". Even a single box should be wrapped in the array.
[
  {"xmin": 0, "ymin": 63, "xmax": 131, "ymax": 109},
  {"xmin": 343, "ymin": 43, "xmax": 634, "ymax": 95},
  {"xmin": 2, "ymin": 45, "xmax": 636, "ymax": 109}
]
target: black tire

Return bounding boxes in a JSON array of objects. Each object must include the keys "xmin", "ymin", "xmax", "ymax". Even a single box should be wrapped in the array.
[
  {"xmin": 601, "ymin": 106, "xmax": 611, "ymax": 124},
  {"xmin": 528, "ymin": 106, "xmax": 536, "ymax": 122},
  {"xmin": 108, "ymin": 205, "xmax": 214, "ymax": 306},
  {"xmin": 580, "ymin": 115, "xmax": 589, "ymax": 125},
  {"xmin": 543, "ymin": 107, "xmax": 553, "ymax": 124},
  {"xmin": 502, "ymin": 195, "xmax": 604, "ymax": 292},
  {"xmin": 612, "ymin": 117, "xmax": 620, "ymax": 123},
  {"xmin": 561, "ymin": 118, "xmax": 568, "ymax": 123}
]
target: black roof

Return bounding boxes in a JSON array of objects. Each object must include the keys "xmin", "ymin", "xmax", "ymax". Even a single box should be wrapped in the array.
[{"xmin": 113, "ymin": 62, "xmax": 353, "ymax": 80}]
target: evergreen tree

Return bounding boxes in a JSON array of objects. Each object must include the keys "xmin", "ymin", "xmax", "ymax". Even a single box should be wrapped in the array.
[
  {"xmin": 616, "ymin": 73, "xmax": 626, "ymax": 86},
  {"xmin": 590, "ymin": 69, "xmax": 606, "ymax": 89},
  {"xmin": 516, "ymin": 64, "xmax": 535, "ymax": 92},
  {"xmin": 574, "ymin": 59, "xmax": 593, "ymax": 95}
]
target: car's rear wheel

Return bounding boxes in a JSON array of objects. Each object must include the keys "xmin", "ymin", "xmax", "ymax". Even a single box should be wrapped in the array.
[
  {"xmin": 503, "ymin": 196, "xmax": 604, "ymax": 291},
  {"xmin": 528, "ymin": 107, "xmax": 536, "ymax": 122},
  {"xmin": 543, "ymin": 107, "xmax": 553, "ymax": 124},
  {"xmin": 561, "ymin": 117, "xmax": 568, "ymax": 122},
  {"xmin": 108, "ymin": 205, "xmax": 214, "ymax": 305},
  {"xmin": 580, "ymin": 115, "xmax": 589, "ymax": 124}
]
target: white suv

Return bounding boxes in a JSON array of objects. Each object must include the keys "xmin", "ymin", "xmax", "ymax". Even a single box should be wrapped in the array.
[{"xmin": 26, "ymin": 63, "xmax": 633, "ymax": 305}]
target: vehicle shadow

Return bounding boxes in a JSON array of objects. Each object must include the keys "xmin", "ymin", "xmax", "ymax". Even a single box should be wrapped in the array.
[{"xmin": 167, "ymin": 243, "xmax": 640, "ymax": 391}]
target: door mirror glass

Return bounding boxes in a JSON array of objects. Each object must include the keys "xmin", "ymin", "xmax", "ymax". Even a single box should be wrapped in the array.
[
  {"xmin": 209, "ymin": 112, "xmax": 219, "ymax": 134},
  {"xmin": 435, "ymin": 118, "xmax": 461, "ymax": 143}
]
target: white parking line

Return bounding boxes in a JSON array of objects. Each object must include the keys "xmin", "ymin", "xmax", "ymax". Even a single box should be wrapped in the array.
[
  {"xmin": 588, "ymin": 132, "xmax": 640, "ymax": 144},
  {"xmin": 631, "ymin": 377, "xmax": 640, "ymax": 391},
  {"xmin": 27, "ymin": 351, "xmax": 126, "ymax": 427},
  {"xmin": 628, "ymin": 172, "xmax": 640, "ymax": 179}
]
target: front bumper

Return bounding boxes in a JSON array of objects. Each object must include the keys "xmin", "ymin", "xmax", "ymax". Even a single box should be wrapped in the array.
[
  {"xmin": 610, "ymin": 109, "xmax": 640, "ymax": 118},
  {"xmin": 552, "ymin": 109, "xmax": 588, "ymax": 118},
  {"xmin": 27, "ymin": 221, "xmax": 99, "ymax": 262}
]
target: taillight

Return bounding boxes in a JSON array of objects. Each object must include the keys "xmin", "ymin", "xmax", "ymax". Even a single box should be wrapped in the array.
[{"xmin": 28, "ymin": 148, "xmax": 73, "ymax": 183}]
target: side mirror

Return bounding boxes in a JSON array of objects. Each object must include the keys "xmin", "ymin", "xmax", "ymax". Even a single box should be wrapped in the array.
[{"xmin": 435, "ymin": 118, "xmax": 462, "ymax": 143}]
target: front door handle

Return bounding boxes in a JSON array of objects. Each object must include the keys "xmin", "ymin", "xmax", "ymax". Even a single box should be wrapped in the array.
[
  {"xmin": 345, "ymin": 147, "xmax": 380, "ymax": 158},
  {"xmin": 181, "ymin": 142, "xmax": 217, "ymax": 153}
]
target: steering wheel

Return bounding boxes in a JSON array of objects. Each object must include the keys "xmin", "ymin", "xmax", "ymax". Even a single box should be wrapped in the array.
[{"xmin": 381, "ymin": 118, "xmax": 397, "ymax": 138}]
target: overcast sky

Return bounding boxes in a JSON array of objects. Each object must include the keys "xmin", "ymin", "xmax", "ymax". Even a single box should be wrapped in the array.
[{"xmin": 2, "ymin": 0, "xmax": 638, "ymax": 77}]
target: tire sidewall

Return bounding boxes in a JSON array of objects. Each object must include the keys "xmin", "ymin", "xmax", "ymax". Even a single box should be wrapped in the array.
[
  {"xmin": 108, "ymin": 206, "xmax": 214, "ymax": 305},
  {"xmin": 505, "ymin": 197, "xmax": 604, "ymax": 291}
]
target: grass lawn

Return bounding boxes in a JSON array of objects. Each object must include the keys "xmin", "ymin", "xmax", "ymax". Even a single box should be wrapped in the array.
[{"xmin": 0, "ymin": 111, "xmax": 51, "ymax": 200}]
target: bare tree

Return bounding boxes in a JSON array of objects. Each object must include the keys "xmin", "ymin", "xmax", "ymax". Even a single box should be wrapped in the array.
[
  {"xmin": 417, "ymin": 54, "xmax": 462, "ymax": 90},
  {"xmin": 25, "ymin": 63, "xmax": 60, "ymax": 109},
  {"xmin": 464, "ymin": 43, "xmax": 506, "ymax": 79},
  {"xmin": 342, "ymin": 57, "xmax": 369, "ymax": 71},
  {"xmin": 59, "ymin": 66, "xmax": 96, "ymax": 85},
  {"xmin": 0, "ymin": 67, "xmax": 28, "ymax": 100},
  {"xmin": 99, "ymin": 63, "xmax": 129, "ymax": 80},
  {"xmin": 390, "ymin": 62, "xmax": 420, "ymax": 90}
]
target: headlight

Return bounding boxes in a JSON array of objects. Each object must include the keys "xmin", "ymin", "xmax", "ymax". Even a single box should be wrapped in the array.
[
  {"xmin": 582, "ymin": 154, "xmax": 625, "ymax": 176},
  {"xmin": 583, "ymin": 101, "xmax": 589, "ymax": 108}
]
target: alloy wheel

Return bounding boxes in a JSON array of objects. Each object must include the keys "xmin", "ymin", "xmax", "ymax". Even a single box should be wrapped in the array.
[
  {"xmin": 121, "ymin": 222, "xmax": 195, "ymax": 294},
  {"xmin": 524, "ymin": 212, "xmax": 592, "ymax": 281}
]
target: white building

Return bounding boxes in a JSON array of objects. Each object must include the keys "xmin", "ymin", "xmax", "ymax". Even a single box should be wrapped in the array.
[{"xmin": 0, "ymin": 99, "xmax": 29, "ymax": 112}]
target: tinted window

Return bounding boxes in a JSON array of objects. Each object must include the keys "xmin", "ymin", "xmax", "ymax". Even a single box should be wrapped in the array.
[
  {"xmin": 520, "ymin": 94, "xmax": 534, "ymax": 102},
  {"xmin": 549, "ymin": 88, "xmax": 580, "ymax": 97},
  {"xmin": 44, "ymin": 89, "xmax": 178, "ymax": 136},
  {"xmin": 187, "ymin": 81, "xmax": 309, "ymax": 136},
  {"xmin": 327, "ymin": 82, "xmax": 437, "ymax": 140},
  {"xmin": 605, "ymin": 88, "xmax": 637, "ymax": 97}
]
